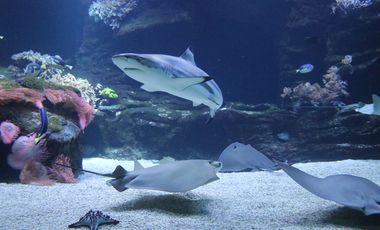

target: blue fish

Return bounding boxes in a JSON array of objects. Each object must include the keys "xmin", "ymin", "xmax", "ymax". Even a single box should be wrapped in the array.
[{"xmin": 296, "ymin": 64, "xmax": 314, "ymax": 74}]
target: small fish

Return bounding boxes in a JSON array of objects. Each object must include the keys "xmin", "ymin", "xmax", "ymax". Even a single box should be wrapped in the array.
[
  {"xmin": 0, "ymin": 35, "xmax": 4, "ymax": 40},
  {"xmin": 277, "ymin": 132, "xmax": 290, "ymax": 141},
  {"xmin": 296, "ymin": 64, "xmax": 314, "ymax": 74}
]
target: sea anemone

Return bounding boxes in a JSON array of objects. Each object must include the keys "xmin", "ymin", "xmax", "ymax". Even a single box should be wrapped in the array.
[
  {"xmin": 7, "ymin": 134, "xmax": 46, "ymax": 170},
  {"xmin": 0, "ymin": 121, "xmax": 21, "ymax": 144}
]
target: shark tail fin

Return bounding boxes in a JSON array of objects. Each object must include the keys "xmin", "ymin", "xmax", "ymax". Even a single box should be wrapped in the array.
[{"xmin": 372, "ymin": 94, "xmax": 380, "ymax": 115}]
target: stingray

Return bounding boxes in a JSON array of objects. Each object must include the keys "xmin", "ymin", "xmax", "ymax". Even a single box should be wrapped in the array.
[
  {"xmin": 278, "ymin": 162, "xmax": 380, "ymax": 216},
  {"xmin": 355, "ymin": 94, "xmax": 380, "ymax": 116},
  {"xmin": 107, "ymin": 160, "xmax": 222, "ymax": 193},
  {"xmin": 218, "ymin": 142, "xmax": 279, "ymax": 172}
]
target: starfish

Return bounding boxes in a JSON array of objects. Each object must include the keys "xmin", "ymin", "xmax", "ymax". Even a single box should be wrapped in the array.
[{"xmin": 68, "ymin": 210, "xmax": 119, "ymax": 230}]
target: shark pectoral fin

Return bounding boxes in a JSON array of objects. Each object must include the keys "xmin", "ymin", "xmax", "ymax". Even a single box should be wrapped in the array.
[
  {"xmin": 192, "ymin": 101, "xmax": 201, "ymax": 107},
  {"xmin": 141, "ymin": 84, "xmax": 159, "ymax": 92},
  {"xmin": 172, "ymin": 76, "xmax": 213, "ymax": 91},
  {"xmin": 134, "ymin": 160, "xmax": 144, "ymax": 171},
  {"xmin": 372, "ymin": 94, "xmax": 380, "ymax": 115}
]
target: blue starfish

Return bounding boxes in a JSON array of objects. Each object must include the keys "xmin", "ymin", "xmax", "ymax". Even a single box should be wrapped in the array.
[{"xmin": 68, "ymin": 210, "xmax": 119, "ymax": 230}]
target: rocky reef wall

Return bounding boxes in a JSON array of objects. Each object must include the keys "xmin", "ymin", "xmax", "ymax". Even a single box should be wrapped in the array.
[
  {"xmin": 89, "ymin": 98, "xmax": 380, "ymax": 163},
  {"xmin": 76, "ymin": 0, "xmax": 380, "ymax": 162}
]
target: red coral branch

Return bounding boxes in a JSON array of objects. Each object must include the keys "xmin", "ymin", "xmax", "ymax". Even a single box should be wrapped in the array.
[{"xmin": 50, "ymin": 154, "xmax": 77, "ymax": 183}]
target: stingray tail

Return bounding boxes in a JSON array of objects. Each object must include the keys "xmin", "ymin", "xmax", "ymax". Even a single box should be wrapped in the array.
[{"xmin": 52, "ymin": 163, "xmax": 127, "ymax": 179}]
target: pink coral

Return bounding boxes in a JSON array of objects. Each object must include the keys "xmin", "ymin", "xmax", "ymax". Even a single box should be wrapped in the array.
[
  {"xmin": 0, "ymin": 86, "xmax": 94, "ymax": 130},
  {"xmin": 0, "ymin": 121, "xmax": 21, "ymax": 144},
  {"xmin": 282, "ymin": 65, "xmax": 349, "ymax": 106},
  {"xmin": 19, "ymin": 160, "xmax": 55, "ymax": 186},
  {"xmin": 45, "ymin": 89, "xmax": 95, "ymax": 130},
  {"xmin": 0, "ymin": 86, "xmax": 44, "ymax": 106},
  {"xmin": 50, "ymin": 154, "xmax": 76, "ymax": 183},
  {"xmin": 7, "ymin": 134, "xmax": 46, "ymax": 170}
]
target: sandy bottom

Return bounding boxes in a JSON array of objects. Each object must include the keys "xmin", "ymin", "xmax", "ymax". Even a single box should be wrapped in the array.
[{"xmin": 1, "ymin": 159, "xmax": 380, "ymax": 230}]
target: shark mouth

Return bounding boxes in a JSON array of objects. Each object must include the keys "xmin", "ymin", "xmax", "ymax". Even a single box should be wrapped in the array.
[{"xmin": 124, "ymin": 67, "xmax": 142, "ymax": 71}]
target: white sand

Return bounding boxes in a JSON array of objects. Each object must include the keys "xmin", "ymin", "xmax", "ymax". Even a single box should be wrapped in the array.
[{"xmin": 1, "ymin": 159, "xmax": 379, "ymax": 230}]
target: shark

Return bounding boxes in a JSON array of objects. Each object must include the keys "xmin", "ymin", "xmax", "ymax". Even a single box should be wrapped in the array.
[
  {"xmin": 112, "ymin": 48, "xmax": 223, "ymax": 119},
  {"xmin": 278, "ymin": 162, "xmax": 380, "ymax": 216}
]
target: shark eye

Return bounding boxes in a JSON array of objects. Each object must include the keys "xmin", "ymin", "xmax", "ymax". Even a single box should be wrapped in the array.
[{"xmin": 233, "ymin": 145, "xmax": 237, "ymax": 149}]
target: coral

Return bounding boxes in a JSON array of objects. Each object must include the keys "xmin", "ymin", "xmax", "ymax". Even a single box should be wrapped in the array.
[
  {"xmin": 341, "ymin": 55, "xmax": 352, "ymax": 65},
  {"xmin": 0, "ymin": 86, "xmax": 44, "ymax": 106},
  {"xmin": 100, "ymin": 87, "xmax": 118, "ymax": 99},
  {"xmin": 7, "ymin": 134, "xmax": 47, "ymax": 170},
  {"xmin": 42, "ymin": 70, "xmax": 98, "ymax": 106},
  {"xmin": 89, "ymin": 0, "xmax": 138, "ymax": 29},
  {"xmin": 11, "ymin": 50, "xmax": 64, "ymax": 66},
  {"xmin": 0, "ymin": 121, "xmax": 21, "ymax": 144},
  {"xmin": 0, "ymin": 85, "xmax": 95, "ymax": 130},
  {"xmin": 19, "ymin": 160, "xmax": 55, "ymax": 186},
  {"xmin": 282, "ymin": 65, "xmax": 349, "ymax": 106},
  {"xmin": 332, "ymin": 0, "xmax": 373, "ymax": 13},
  {"xmin": 9, "ymin": 50, "xmax": 98, "ymax": 106},
  {"xmin": 45, "ymin": 89, "xmax": 95, "ymax": 130},
  {"xmin": 50, "ymin": 154, "xmax": 76, "ymax": 183}
]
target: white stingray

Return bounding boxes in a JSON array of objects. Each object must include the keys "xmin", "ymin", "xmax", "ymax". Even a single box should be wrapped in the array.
[
  {"xmin": 218, "ymin": 142, "xmax": 279, "ymax": 172},
  {"xmin": 107, "ymin": 160, "xmax": 222, "ymax": 193},
  {"xmin": 112, "ymin": 48, "xmax": 223, "ymax": 118},
  {"xmin": 355, "ymin": 94, "xmax": 380, "ymax": 116},
  {"xmin": 279, "ymin": 162, "xmax": 380, "ymax": 216}
]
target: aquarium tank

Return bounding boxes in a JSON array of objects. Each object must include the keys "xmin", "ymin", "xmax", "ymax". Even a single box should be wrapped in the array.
[{"xmin": 0, "ymin": 0, "xmax": 379, "ymax": 229}]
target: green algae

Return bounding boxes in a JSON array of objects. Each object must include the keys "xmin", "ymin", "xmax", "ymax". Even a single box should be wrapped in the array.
[
  {"xmin": 48, "ymin": 115, "xmax": 64, "ymax": 132},
  {"xmin": 0, "ymin": 79, "xmax": 20, "ymax": 90}
]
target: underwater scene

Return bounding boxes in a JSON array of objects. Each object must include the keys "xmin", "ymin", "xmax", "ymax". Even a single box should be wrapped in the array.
[{"xmin": 0, "ymin": 0, "xmax": 380, "ymax": 229}]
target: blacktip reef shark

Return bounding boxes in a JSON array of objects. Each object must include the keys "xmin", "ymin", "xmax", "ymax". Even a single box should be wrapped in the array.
[
  {"xmin": 112, "ymin": 48, "xmax": 223, "ymax": 119},
  {"xmin": 218, "ymin": 142, "xmax": 279, "ymax": 172},
  {"xmin": 278, "ymin": 162, "xmax": 380, "ymax": 216},
  {"xmin": 107, "ymin": 159, "xmax": 222, "ymax": 193},
  {"xmin": 355, "ymin": 94, "xmax": 380, "ymax": 116}
]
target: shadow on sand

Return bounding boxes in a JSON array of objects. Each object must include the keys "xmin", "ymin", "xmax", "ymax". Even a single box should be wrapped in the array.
[
  {"xmin": 320, "ymin": 207, "xmax": 380, "ymax": 229},
  {"xmin": 111, "ymin": 193, "xmax": 212, "ymax": 216}
]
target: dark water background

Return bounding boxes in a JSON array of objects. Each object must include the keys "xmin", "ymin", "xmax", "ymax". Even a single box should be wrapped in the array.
[{"xmin": 0, "ymin": 0, "xmax": 379, "ymax": 104}]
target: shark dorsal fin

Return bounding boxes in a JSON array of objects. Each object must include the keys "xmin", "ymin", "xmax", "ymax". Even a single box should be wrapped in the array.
[
  {"xmin": 373, "ymin": 94, "xmax": 380, "ymax": 115},
  {"xmin": 134, "ymin": 160, "xmax": 144, "ymax": 171},
  {"xmin": 180, "ymin": 47, "xmax": 196, "ymax": 66}
]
